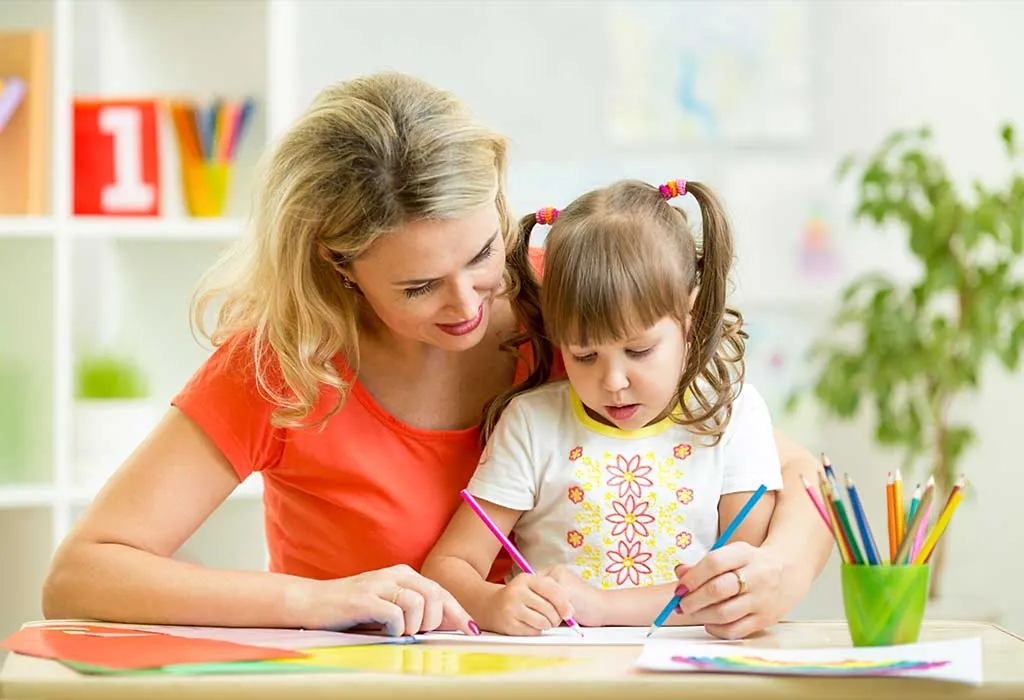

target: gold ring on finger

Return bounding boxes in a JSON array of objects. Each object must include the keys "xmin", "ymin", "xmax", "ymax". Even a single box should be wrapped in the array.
[{"xmin": 733, "ymin": 569, "xmax": 748, "ymax": 595}]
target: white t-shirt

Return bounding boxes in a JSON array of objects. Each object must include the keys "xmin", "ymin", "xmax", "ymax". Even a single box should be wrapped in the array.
[{"xmin": 467, "ymin": 381, "xmax": 783, "ymax": 589}]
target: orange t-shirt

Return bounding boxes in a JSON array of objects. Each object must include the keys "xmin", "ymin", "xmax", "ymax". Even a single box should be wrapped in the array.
[{"xmin": 171, "ymin": 248, "xmax": 560, "ymax": 582}]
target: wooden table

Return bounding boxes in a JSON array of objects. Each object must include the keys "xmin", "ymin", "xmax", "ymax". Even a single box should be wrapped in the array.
[{"xmin": 2, "ymin": 620, "xmax": 1021, "ymax": 699}]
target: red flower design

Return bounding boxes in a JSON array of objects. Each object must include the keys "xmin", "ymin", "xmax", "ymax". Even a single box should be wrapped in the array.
[
  {"xmin": 673, "ymin": 444, "xmax": 693, "ymax": 460},
  {"xmin": 606, "ymin": 454, "xmax": 654, "ymax": 498},
  {"xmin": 567, "ymin": 485, "xmax": 585, "ymax": 504},
  {"xmin": 605, "ymin": 540, "xmax": 653, "ymax": 586},
  {"xmin": 569, "ymin": 446, "xmax": 583, "ymax": 461},
  {"xmin": 566, "ymin": 530, "xmax": 584, "ymax": 548},
  {"xmin": 676, "ymin": 487, "xmax": 694, "ymax": 505},
  {"xmin": 605, "ymin": 495, "xmax": 655, "ymax": 542},
  {"xmin": 675, "ymin": 531, "xmax": 693, "ymax": 549}
]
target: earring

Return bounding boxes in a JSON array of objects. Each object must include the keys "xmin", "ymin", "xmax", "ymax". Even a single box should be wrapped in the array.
[{"xmin": 341, "ymin": 276, "xmax": 358, "ymax": 290}]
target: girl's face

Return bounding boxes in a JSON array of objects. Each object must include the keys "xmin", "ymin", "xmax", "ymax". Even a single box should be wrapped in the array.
[
  {"xmin": 562, "ymin": 316, "xmax": 687, "ymax": 431},
  {"xmin": 348, "ymin": 202, "xmax": 507, "ymax": 352}
]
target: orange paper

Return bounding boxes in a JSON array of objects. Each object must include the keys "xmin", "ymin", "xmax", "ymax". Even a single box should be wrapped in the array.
[{"xmin": 1, "ymin": 624, "xmax": 302, "ymax": 670}]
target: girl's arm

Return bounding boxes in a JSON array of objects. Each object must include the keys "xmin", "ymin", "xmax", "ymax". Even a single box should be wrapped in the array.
[
  {"xmin": 421, "ymin": 500, "xmax": 518, "ymax": 628},
  {"xmin": 581, "ymin": 490, "xmax": 777, "ymax": 628}
]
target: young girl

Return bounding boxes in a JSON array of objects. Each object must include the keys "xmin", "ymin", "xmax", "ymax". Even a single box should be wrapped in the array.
[{"xmin": 423, "ymin": 178, "xmax": 784, "ymax": 636}]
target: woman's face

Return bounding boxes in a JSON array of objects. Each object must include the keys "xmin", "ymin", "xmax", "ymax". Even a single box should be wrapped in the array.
[{"xmin": 348, "ymin": 202, "xmax": 507, "ymax": 352}]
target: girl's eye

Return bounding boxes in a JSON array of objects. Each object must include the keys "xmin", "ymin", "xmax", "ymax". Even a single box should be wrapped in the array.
[
  {"xmin": 570, "ymin": 353, "xmax": 596, "ymax": 365},
  {"xmin": 403, "ymin": 282, "xmax": 435, "ymax": 299},
  {"xmin": 626, "ymin": 347, "xmax": 654, "ymax": 359}
]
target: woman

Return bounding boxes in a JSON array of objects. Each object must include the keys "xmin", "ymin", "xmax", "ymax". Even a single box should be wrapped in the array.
[{"xmin": 42, "ymin": 72, "xmax": 831, "ymax": 640}]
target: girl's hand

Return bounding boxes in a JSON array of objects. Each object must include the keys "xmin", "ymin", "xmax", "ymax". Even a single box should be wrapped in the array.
[
  {"xmin": 673, "ymin": 541, "xmax": 786, "ymax": 640},
  {"xmin": 288, "ymin": 564, "xmax": 479, "ymax": 637},
  {"xmin": 482, "ymin": 573, "xmax": 576, "ymax": 636},
  {"xmin": 539, "ymin": 565, "xmax": 605, "ymax": 627}
]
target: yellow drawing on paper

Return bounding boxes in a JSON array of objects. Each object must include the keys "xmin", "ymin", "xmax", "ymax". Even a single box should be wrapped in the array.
[{"xmin": 277, "ymin": 645, "xmax": 574, "ymax": 677}]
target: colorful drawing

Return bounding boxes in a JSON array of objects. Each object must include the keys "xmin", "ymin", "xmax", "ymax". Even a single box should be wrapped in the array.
[
  {"xmin": 799, "ymin": 204, "xmax": 840, "ymax": 277},
  {"xmin": 606, "ymin": 1, "xmax": 811, "ymax": 144},
  {"xmin": 670, "ymin": 653, "xmax": 948, "ymax": 676},
  {"xmin": 277, "ymin": 644, "xmax": 574, "ymax": 676},
  {"xmin": 636, "ymin": 638, "xmax": 983, "ymax": 685}
]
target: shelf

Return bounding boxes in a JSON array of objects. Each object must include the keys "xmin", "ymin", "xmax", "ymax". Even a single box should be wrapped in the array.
[
  {"xmin": 0, "ymin": 217, "xmax": 55, "ymax": 237},
  {"xmin": 0, "ymin": 484, "xmax": 57, "ymax": 509},
  {"xmin": 70, "ymin": 217, "xmax": 246, "ymax": 240}
]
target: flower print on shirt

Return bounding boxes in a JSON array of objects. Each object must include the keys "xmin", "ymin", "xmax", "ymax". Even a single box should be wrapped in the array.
[
  {"xmin": 605, "ymin": 495, "xmax": 655, "ymax": 542},
  {"xmin": 605, "ymin": 540, "xmax": 653, "ymax": 586},
  {"xmin": 568, "ymin": 485, "xmax": 585, "ymax": 504},
  {"xmin": 676, "ymin": 487, "xmax": 694, "ymax": 505},
  {"xmin": 569, "ymin": 445, "xmax": 583, "ymax": 461},
  {"xmin": 673, "ymin": 444, "xmax": 692, "ymax": 461},
  {"xmin": 675, "ymin": 531, "xmax": 693, "ymax": 549},
  {"xmin": 606, "ymin": 454, "xmax": 654, "ymax": 498},
  {"xmin": 567, "ymin": 530, "xmax": 584, "ymax": 549}
]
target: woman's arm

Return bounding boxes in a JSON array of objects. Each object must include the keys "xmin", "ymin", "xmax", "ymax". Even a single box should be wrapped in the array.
[{"xmin": 43, "ymin": 408, "xmax": 473, "ymax": 635}]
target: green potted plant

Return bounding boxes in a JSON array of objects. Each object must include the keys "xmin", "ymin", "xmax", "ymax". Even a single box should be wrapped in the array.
[
  {"xmin": 74, "ymin": 353, "xmax": 159, "ymax": 488},
  {"xmin": 791, "ymin": 124, "xmax": 1024, "ymax": 599}
]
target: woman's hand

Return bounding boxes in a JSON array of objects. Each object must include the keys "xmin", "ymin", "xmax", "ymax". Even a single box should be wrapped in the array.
[
  {"xmin": 287, "ymin": 564, "xmax": 479, "ymax": 637},
  {"xmin": 673, "ymin": 541, "xmax": 796, "ymax": 640}
]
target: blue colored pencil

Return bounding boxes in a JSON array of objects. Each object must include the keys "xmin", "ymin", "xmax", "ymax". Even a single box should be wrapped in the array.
[
  {"xmin": 647, "ymin": 484, "xmax": 768, "ymax": 637},
  {"xmin": 844, "ymin": 474, "xmax": 881, "ymax": 565},
  {"xmin": 906, "ymin": 483, "xmax": 921, "ymax": 529}
]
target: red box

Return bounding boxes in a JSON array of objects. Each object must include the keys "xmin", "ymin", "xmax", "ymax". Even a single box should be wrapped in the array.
[{"xmin": 74, "ymin": 99, "xmax": 161, "ymax": 216}]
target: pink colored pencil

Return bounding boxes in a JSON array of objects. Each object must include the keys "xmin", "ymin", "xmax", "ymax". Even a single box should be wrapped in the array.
[
  {"xmin": 910, "ymin": 503, "xmax": 931, "ymax": 563},
  {"xmin": 800, "ymin": 474, "xmax": 832, "ymax": 528},
  {"xmin": 459, "ymin": 489, "xmax": 584, "ymax": 636}
]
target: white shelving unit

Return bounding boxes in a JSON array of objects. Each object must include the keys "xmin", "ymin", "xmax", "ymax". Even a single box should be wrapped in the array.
[{"xmin": 0, "ymin": 0, "xmax": 294, "ymax": 638}]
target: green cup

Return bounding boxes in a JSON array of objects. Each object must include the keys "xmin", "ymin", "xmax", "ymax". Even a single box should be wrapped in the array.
[{"xmin": 840, "ymin": 563, "xmax": 929, "ymax": 647}]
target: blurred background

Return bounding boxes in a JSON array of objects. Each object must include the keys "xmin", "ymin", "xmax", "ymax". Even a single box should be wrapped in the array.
[{"xmin": 0, "ymin": 0, "xmax": 1021, "ymax": 647}]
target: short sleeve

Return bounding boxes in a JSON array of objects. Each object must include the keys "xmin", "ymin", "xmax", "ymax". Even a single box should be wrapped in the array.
[
  {"xmin": 466, "ymin": 398, "xmax": 541, "ymax": 512},
  {"xmin": 721, "ymin": 384, "xmax": 784, "ymax": 495},
  {"xmin": 171, "ymin": 335, "xmax": 285, "ymax": 481}
]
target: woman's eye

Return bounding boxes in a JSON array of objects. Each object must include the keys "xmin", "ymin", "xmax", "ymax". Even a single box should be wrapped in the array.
[
  {"xmin": 471, "ymin": 243, "xmax": 494, "ymax": 264},
  {"xmin": 403, "ymin": 282, "xmax": 435, "ymax": 299},
  {"xmin": 626, "ymin": 347, "xmax": 653, "ymax": 359},
  {"xmin": 570, "ymin": 353, "xmax": 597, "ymax": 364}
]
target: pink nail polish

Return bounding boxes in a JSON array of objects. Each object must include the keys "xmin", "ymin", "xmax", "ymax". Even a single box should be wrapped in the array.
[
  {"xmin": 675, "ymin": 584, "xmax": 689, "ymax": 597},
  {"xmin": 468, "ymin": 620, "xmax": 481, "ymax": 636}
]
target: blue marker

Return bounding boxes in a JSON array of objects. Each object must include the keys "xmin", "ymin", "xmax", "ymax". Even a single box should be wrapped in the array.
[{"xmin": 647, "ymin": 484, "xmax": 768, "ymax": 637}]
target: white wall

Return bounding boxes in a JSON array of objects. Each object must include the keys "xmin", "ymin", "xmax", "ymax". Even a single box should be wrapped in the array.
[{"xmin": 292, "ymin": 0, "xmax": 1024, "ymax": 631}]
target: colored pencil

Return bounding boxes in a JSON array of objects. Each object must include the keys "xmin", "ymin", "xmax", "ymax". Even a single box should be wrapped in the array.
[
  {"xmin": 910, "ymin": 503, "xmax": 931, "ymax": 563},
  {"xmin": 913, "ymin": 476, "xmax": 967, "ymax": 565},
  {"xmin": 648, "ymin": 484, "xmax": 768, "ymax": 637},
  {"xmin": 906, "ymin": 483, "xmax": 922, "ymax": 529},
  {"xmin": 844, "ymin": 475, "xmax": 881, "ymax": 565},
  {"xmin": 886, "ymin": 472, "xmax": 897, "ymax": 563},
  {"xmin": 821, "ymin": 453, "xmax": 837, "ymax": 483},
  {"xmin": 816, "ymin": 471, "xmax": 853, "ymax": 564},
  {"xmin": 893, "ymin": 468, "xmax": 905, "ymax": 548},
  {"xmin": 801, "ymin": 474, "xmax": 832, "ymax": 530},
  {"xmin": 828, "ymin": 475, "xmax": 864, "ymax": 565},
  {"xmin": 894, "ymin": 476, "xmax": 934, "ymax": 565},
  {"xmin": 459, "ymin": 489, "xmax": 584, "ymax": 636}
]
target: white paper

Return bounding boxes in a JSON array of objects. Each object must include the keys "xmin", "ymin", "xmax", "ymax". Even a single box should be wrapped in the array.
[
  {"xmin": 636, "ymin": 637, "xmax": 983, "ymax": 685},
  {"xmin": 120, "ymin": 624, "xmax": 401, "ymax": 650},
  {"xmin": 417, "ymin": 625, "xmax": 735, "ymax": 646}
]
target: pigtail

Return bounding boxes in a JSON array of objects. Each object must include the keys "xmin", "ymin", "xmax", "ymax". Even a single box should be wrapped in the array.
[
  {"xmin": 480, "ymin": 213, "xmax": 555, "ymax": 445},
  {"xmin": 674, "ymin": 181, "xmax": 747, "ymax": 444}
]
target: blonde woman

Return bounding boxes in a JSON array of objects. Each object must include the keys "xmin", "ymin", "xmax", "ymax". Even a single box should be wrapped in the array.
[{"xmin": 43, "ymin": 73, "xmax": 831, "ymax": 639}]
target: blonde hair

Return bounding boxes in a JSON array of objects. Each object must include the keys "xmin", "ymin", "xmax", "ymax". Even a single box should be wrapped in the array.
[
  {"xmin": 484, "ymin": 179, "xmax": 746, "ymax": 445},
  {"xmin": 191, "ymin": 72, "xmax": 520, "ymax": 429}
]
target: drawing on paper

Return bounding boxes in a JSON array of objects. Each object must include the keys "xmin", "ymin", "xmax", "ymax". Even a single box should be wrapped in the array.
[
  {"xmin": 606, "ymin": 1, "xmax": 810, "ymax": 144},
  {"xmin": 670, "ymin": 653, "xmax": 950, "ymax": 676}
]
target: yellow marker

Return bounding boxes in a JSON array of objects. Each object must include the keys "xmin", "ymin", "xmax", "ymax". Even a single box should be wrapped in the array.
[
  {"xmin": 893, "ymin": 468, "xmax": 905, "ymax": 546},
  {"xmin": 912, "ymin": 478, "xmax": 966, "ymax": 565}
]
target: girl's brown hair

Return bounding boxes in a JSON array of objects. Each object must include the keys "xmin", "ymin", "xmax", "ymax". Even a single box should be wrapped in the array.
[
  {"xmin": 191, "ymin": 72, "xmax": 522, "ymax": 429},
  {"xmin": 483, "ymin": 179, "xmax": 746, "ymax": 445}
]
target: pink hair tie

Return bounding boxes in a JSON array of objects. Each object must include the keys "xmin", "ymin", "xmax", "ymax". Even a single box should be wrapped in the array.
[
  {"xmin": 536, "ymin": 207, "xmax": 559, "ymax": 225},
  {"xmin": 659, "ymin": 179, "xmax": 687, "ymax": 200}
]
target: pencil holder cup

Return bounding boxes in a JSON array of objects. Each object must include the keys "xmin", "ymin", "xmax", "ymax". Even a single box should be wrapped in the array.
[
  {"xmin": 180, "ymin": 159, "xmax": 231, "ymax": 217},
  {"xmin": 841, "ymin": 563, "xmax": 929, "ymax": 647}
]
